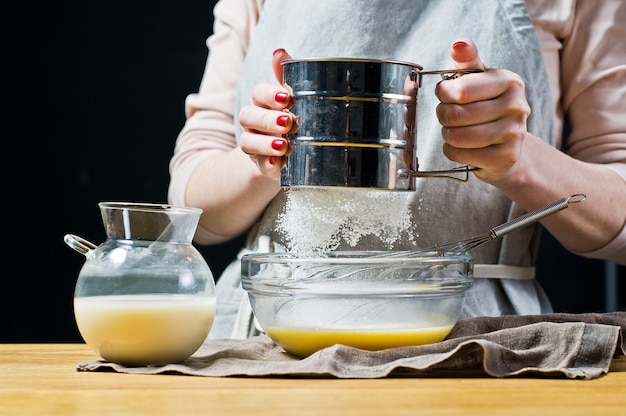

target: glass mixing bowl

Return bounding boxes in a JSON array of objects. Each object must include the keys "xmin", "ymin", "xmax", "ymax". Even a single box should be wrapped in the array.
[{"xmin": 241, "ymin": 251, "xmax": 473, "ymax": 357}]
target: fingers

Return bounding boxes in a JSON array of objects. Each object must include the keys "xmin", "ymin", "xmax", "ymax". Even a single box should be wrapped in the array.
[
  {"xmin": 437, "ymin": 77, "xmax": 529, "ymax": 171},
  {"xmin": 251, "ymin": 81, "xmax": 293, "ymax": 110},
  {"xmin": 449, "ymin": 38, "xmax": 485, "ymax": 71},
  {"xmin": 442, "ymin": 138, "xmax": 521, "ymax": 178},
  {"xmin": 436, "ymin": 79, "xmax": 529, "ymax": 132},
  {"xmin": 272, "ymin": 48, "xmax": 293, "ymax": 84},
  {"xmin": 240, "ymin": 130, "xmax": 290, "ymax": 177},
  {"xmin": 433, "ymin": 38, "xmax": 532, "ymax": 180},
  {"xmin": 240, "ymin": 48, "xmax": 296, "ymax": 177},
  {"xmin": 441, "ymin": 113, "xmax": 528, "ymax": 151},
  {"xmin": 436, "ymin": 38, "xmax": 503, "ymax": 104},
  {"xmin": 239, "ymin": 102, "xmax": 296, "ymax": 172},
  {"xmin": 239, "ymin": 83, "xmax": 301, "ymax": 136},
  {"xmin": 239, "ymin": 105, "xmax": 298, "ymax": 136},
  {"xmin": 241, "ymin": 129, "xmax": 288, "ymax": 160}
]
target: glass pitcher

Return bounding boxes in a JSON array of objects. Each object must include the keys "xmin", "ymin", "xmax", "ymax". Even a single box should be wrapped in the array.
[{"xmin": 65, "ymin": 202, "xmax": 216, "ymax": 366}]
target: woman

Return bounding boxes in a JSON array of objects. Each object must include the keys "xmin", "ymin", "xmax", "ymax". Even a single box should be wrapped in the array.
[{"xmin": 169, "ymin": 0, "xmax": 626, "ymax": 338}]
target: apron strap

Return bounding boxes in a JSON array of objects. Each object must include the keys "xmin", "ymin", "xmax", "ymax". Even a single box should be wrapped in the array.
[{"xmin": 474, "ymin": 264, "xmax": 535, "ymax": 280}]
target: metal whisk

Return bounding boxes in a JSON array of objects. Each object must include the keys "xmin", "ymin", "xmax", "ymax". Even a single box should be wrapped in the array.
[
  {"xmin": 427, "ymin": 194, "xmax": 587, "ymax": 256},
  {"xmin": 290, "ymin": 194, "xmax": 586, "ymax": 282}
]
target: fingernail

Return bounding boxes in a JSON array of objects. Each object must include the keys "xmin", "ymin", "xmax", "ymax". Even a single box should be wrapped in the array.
[
  {"xmin": 276, "ymin": 115, "xmax": 290, "ymax": 127},
  {"xmin": 271, "ymin": 139, "xmax": 284, "ymax": 150},
  {"xmin": 275, "ymin": 92, "xmax": 289, "ymax": 103},
  {"xmin": 272, "ymin": 48, "xmax": 287, "ymax": 57},
  {"xmin": 269, "ymin": 156, "xmax": 276, "ymax": 165},
  {"xmin": 452, "ymin": 41, "xmax": 468, "ymax": 51}
]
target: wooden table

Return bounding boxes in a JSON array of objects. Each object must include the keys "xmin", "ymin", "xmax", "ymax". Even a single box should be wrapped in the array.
[{"xmin": 1, "ymin": 344, "xmax": 625, "ymax": 415}]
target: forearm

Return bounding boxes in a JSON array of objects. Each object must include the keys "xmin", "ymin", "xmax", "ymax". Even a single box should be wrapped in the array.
[
  {"xmin": 185, "ymin": 148, "xmax": 280, "ymax": 244},
  {"xmin": 484, "ymin": 134, "xmax": 626, "ymax": 254}
]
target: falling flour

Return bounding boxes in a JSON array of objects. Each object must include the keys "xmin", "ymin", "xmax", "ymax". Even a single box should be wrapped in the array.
[{"xmin": 276, "ymin": 188, "xmax": 416, "ymax": 256}]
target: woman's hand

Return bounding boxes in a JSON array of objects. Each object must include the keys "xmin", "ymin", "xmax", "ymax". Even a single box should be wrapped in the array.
[
  {"xmin": 238, "ymin": 48, "xmax": 298, "ymax": 180},
  {"xmin": 435, "ymin": 38, "xmax": 626, "ymax": 257},
  {"xmin": 434, "ymin": 38, "xmax": 531, "ymax": 185}
]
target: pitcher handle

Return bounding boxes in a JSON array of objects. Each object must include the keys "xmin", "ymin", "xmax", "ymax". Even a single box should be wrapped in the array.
[{"xmin": 64, "ymin": 234, "xmax": 98, "ymax": 256}]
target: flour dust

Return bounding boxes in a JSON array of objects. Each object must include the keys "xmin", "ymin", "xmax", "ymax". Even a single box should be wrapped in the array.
[{"xmin": 276, "ymin": 188, "xmax": 417, "ymax": 256}]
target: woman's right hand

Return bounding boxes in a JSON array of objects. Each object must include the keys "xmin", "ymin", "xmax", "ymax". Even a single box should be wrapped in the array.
[{"xmin": 238, "ymin": 48, "xmax": 298, "ymax": 181}]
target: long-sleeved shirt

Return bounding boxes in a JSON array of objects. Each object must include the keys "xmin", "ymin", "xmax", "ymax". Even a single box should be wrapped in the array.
[{"xmin": 169, "ymin": 0, "xmax": 626, "ymax": 263}]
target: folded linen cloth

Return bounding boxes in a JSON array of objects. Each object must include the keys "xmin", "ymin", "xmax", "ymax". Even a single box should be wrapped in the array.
[{"xmin": 77, "ymin": 312, "xmax": 625, "ymax": 379}]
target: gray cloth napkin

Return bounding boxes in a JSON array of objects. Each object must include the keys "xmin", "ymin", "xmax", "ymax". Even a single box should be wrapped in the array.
[{"xmin": 77, "ymin": 312, "xmax": 625, "ymax": 379}]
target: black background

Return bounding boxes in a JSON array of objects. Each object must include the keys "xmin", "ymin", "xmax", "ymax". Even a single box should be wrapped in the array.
[{"xmin": 4, "ymin": 1, "xmax": 623, "ymax": 343}]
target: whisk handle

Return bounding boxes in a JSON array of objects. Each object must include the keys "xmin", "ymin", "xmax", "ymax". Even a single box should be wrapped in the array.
[{"xmin": 491, "ymin": 194, "xmax": 587, "ymax": 238}]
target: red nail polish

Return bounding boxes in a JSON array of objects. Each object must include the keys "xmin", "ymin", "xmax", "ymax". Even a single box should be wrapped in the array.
[
  {"xmin": 452, "ymin": 41, "xmax": 468, "ymax": 51},
  {"xmin": 272, "ymin": 48, "xmax": 287, "ymax": 57},
  {"xmin": 269, "ymin": 156, "xmax": 276, "ymax": 165},
  {"xmin": 277, "ymin": 115, "xmax": 290, "ymax": 127},
  {"xmin": 271, "ymin": 139, "xmax": 284, "ymax": 150},
  {"xmin": 275, "ymin": 92, "xmax": 289, "ymax": 103}
]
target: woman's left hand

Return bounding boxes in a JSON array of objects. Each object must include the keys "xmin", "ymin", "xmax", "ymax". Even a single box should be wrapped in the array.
[{"xmin": 434, "ymin": 38, "xmax": 531, "ymax": 185}]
